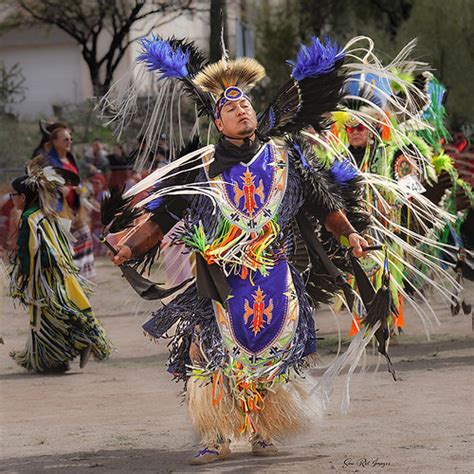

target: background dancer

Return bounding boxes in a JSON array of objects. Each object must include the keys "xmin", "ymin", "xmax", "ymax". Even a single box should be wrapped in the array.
[{"xmin": 8, "ymin": 159, "xmax": 111, "ymax": 373}]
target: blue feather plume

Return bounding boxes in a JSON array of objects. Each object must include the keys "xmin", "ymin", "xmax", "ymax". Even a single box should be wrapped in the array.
[
  {"xmin": 292, "ymin": 141, "xmax": 311, "ymax": 170},
  {"xmin": 330, "ymin": 159, "xmax": 359, "ymax": 185},
  {"xmin": 137, "ymin": 34, "xmax": 190, "ymax": 79},
  {"xmin": 343, "ymin": 73, "xmax": 392, "ymax": 109},
  {"xmin": 145, "ymin": 196, "xmax": 163, "ymax": 212},
  {"xmin": 288, "ymin": 36, "xmax": 345, "ymax": 82}
]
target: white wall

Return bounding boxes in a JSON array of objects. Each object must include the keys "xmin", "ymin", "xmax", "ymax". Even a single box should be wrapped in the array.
[
  {"xmin": 0, "ymin": 1, "xmax": 248, "ymax": 119},
  {"xmin": 0, "ymin": 27, "xmax": 84, "ymax": 119}
]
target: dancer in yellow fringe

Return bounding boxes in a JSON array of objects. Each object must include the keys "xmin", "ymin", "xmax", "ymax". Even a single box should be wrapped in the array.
[{"xmin": 8, "ymin": 161, "xmax": 111, "ymax": 373}]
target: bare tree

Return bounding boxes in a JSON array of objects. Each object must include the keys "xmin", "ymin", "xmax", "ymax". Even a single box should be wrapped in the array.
[
  {"xmin": 0, "ymin": 62, "xmax": 26, "ymax": 117},
  {"xmin": 6, "ymin": 0, "xmax": 201, "ymax": 96},
  {"xmin": 209, "ymin": 0, "xmax": 227, "ymax": 62}
]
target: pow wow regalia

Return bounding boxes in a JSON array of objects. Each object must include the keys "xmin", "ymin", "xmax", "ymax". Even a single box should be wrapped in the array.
[
  {"xmin": 98, "ymin": 34, "xmax": 458, "ymax": 444},
  {"xmin": 9, "ymin": 158, "xmax": 111, "ymax": 372},
  {"xmin": 311, "ymin": 38, "xmax": 472, "ymax": 335}
]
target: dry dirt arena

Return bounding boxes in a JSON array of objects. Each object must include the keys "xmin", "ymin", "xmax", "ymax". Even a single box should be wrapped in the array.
[{"xmin": 1, "ymin": 257, "xmax": 473, "ymax": 473}]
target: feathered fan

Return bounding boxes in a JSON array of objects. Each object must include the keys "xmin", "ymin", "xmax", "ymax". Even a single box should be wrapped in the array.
[
  {"xmin": 350, "ymin": 251, "xmax": 396, "ymax": 380},
  {"xmin": 257, "ymin": 37, "xmax": 346, "ymax": 139}
]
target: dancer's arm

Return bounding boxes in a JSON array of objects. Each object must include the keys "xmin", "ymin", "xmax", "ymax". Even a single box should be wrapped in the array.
[{"xmin": 324, "ymin": 209, "xmax": 369, "ymax": 258}]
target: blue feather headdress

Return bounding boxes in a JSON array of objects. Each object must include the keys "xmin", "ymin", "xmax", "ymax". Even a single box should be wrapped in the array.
[
  {"xmin": 137, "ymin": 34, "xmax": 190, "ymax": 79},
  {"xmin": 343, "ymin": 72, "xmax": 392, "ymax": 110},
  {"xmin": 288, "ymin": 36, "xmax": 345, "ymax": 81}
]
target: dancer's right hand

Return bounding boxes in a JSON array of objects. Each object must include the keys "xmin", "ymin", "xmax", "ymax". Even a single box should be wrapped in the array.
[{"xmin": 111, "ymin": 244, "xmax": 132, "ymax": 266}]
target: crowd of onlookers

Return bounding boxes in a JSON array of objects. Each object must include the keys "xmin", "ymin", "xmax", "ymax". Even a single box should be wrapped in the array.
[{"xmin": 0, "ymin": 128, "xmax": 170, "ymax": 266}]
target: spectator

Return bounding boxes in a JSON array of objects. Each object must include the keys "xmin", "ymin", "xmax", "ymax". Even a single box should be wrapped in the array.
[
  {"xmin": 43, "ymin": 127, "xmax": 96, "ymax": 280},
  {"xmin": 84, "ymin": 138, "xmax": 110, "ymax": 179},
  {"xmin": 108, "ymin": 143, "xmax": 129, "ymax": 187}
]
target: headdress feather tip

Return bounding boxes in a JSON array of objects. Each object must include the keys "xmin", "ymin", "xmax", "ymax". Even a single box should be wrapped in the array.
[{"xmin": 288, "ymin": 36, "xmax": 345, "ymax": 81}]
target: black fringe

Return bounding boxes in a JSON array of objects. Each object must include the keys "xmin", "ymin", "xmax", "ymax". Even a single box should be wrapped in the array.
[
  {"xmin": 100, "ymin": 185, "xmax": 130, "ymax": 227},
  {"xmin": 288, "ymin": 135, "xmax": 345, "ymax": 222}
]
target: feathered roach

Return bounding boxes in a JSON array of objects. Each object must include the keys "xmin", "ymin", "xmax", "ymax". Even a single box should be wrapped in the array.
[{"xmin": 193, "ymin": 58, "xmax": 265, "ymax": 96}]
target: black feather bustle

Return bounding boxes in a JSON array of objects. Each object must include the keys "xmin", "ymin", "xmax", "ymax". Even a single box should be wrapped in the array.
[
  {"xmin": 288, "ymin": 135, "xmax": 345, "ymax": 220},
  {"xmin": 100, "ymin": 185, "xmax": 131, "ymax": 227},
  {"xmin": 283, "ymin": 138, "xmax": 356, "ymax": 306},
  {"xmin": 336, "ymin": 174, "xmax": 371, "ymax": 233},
  {"xmin": 257, "ymin": 58, "xmax": 346, "ymax": 140},
  {"xmin": 284, "ymin": 135, "xmax": 372, "ymax": 310},
  {"xmin": 107, "ymin": 204, "xmax": 144, "ymax": 234}
]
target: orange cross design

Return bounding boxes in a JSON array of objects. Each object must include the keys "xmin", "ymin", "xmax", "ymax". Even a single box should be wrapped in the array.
[
  {"xmin": 233, "ymin": 168, "xmax": 265, "ymax": 216},
  {"xmin": 244, "ymin": 286, "xmax": 273, "ymax": 335}
]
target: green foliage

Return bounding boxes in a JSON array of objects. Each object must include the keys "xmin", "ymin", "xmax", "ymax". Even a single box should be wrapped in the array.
[
  {"xmin": 252, "ymin": 2, "xmax": 298, "ymax": 110},
  {"xmin": 391, "ymin": 0, "xmax": 474, "ymax": 125},
  {"xmin": 0, "ymin": 118, "xmax": 37, "ymax": 175},
  {"xmin": 251, "ymin": 0, "xmax": 471, "ymax": 125}
]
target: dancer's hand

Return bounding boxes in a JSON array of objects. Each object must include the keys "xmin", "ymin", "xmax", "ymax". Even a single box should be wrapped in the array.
[
  {"xmin": 111, "ymin": 244, "xmax": 132, "ymax": 265},
  {"xmin": 348, "ymin": 233, "xmax": 369, "ymax": 258}
]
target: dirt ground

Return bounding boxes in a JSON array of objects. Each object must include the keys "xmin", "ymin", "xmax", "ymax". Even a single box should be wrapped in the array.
[{"xmin": 1, "ymin": 257, "xmax": 473, "ymax": 473}]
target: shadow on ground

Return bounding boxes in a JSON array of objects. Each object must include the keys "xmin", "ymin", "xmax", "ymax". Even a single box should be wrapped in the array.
[{"xmin": 0, "ymin": 448, "xmax": 329, "ymax": 473}]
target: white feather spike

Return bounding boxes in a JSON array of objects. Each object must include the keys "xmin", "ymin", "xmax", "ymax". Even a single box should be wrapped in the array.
[{"xmin": 123, "ymin": 145, "xmax": 214, "ymax": 198}]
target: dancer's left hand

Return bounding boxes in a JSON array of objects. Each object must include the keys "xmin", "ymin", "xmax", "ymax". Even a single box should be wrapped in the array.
[{"xmin": 348, "ymin": 233, "xmax": 369, "ymax": 258}]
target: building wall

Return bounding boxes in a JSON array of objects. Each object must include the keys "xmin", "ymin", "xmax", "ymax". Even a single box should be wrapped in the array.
[
  {"xmin": 0, "ymin": 26, "xmax": 84, "ymax": 119},
  {"xmin": 0, "ymin": 1, "xmax": 250, "ymax": 119}
]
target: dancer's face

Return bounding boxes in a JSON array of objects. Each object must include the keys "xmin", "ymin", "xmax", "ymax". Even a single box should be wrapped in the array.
[
  {"xmin": 10, "ymin": 191, "xmax": 26, "ymax": 210},
  {"xmin": 215, "ymin": 98, "xmax": 257, "ymax": 140},
  {"xmin": 52, "ymin": 129, "xmax": 72, "ymax": 155},
  {"xmin": 346, "ymin": 123, "xmax": 369, "ymax": 148}
]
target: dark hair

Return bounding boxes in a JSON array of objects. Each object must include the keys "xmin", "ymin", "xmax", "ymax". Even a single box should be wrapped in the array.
[
  {"xmin": 11, "ymin": 176, "xmax": 39, "ymax": 210},
  {"xmin": 32, "ymin": 122, "xmax": 69, "ymax": 158},
  {"xmin": 49, "ymin": 126, "xmax": 69, "ymax": 142}
]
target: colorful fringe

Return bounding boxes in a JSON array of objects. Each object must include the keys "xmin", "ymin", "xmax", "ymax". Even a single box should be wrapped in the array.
[
  {"xmin": 9, "ymin": 207, "xmax": 111, "ymax": 372},
  {"xmin": 186, "ymin": 373, "xmax": 322, "ymax": 442}
]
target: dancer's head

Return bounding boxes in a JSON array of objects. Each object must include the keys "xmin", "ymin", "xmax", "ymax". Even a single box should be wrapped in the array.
[
  {"xmin": 193, "ymin": 57, "xmax": 265, "ymax": 141},
  {"xmin": 214, "ymin": 96, "xmax": 257, "ymax": 140},
  {"xmin": 11, "ymin": 176, "xmax": 37, "ymax": 211},
  {"xmin": 346, "ymin": 122, "xmax": 369, "ymax": 148}
]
